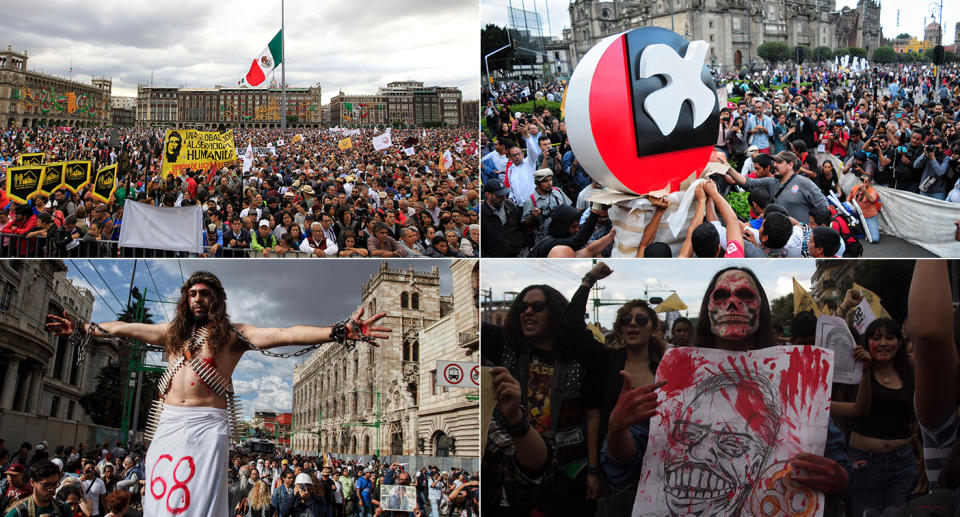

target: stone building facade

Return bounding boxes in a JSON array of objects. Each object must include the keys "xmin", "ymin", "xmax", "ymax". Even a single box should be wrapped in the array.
[
  {"xmin": 291, "ymin": 263, "xmax": 444, "ymax": 457},
  {"xmin": 564, "ymin": 0, "xmax": 881, "ymax": 71},
  {"xmin": 416, "ymin": 260, "xmax": 479, "ymax": 458},
  {"xmin": 0, "ymin": 46, "xmax": 112, "ymax": 128},
  {"xmin": 0, "ymin": 261, "xmax": 96, "ymax": 421},
  {"xmin": 136, "ymin": 85, "xmax": 322, "ymax": 129}
]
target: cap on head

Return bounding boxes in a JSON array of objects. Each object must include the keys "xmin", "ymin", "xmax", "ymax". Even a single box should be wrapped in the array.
[{"xmin": 533, "ymin": 168, "xmax": 553, "ymax": 181}]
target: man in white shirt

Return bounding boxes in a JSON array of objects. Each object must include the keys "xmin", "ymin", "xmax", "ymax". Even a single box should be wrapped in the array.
[
  {"xmin": 299, "ymin": 221, "xmax": 339, "ymax": 257},
  {"xmin": 80, "ymin": 460, "xmax": 107, "ymax": 516},
  {"xmin": 482, "ymin": 140, "xmax": 509, "ymax": 180},
  {"xmin": 505, "ymin": 124, "xmax": 541, "ymax": 205}
]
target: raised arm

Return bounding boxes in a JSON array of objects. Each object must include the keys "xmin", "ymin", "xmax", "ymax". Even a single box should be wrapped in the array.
[
  {"xmin": 678, "ymin": 183, "xmax": 707, "ymax": 258},
  {"xmin": 635, "ymin": 197, "xmax": 668, "ymax": 257},
  {"xmin": 703, "ymin": 180, "xmax": 743, "ymax": 251},
  {"xmin": 235, "ymin": 307, "xmax": 391, "ymax": 350},
  {"xmin": 46, "ymin": 311, "xmax": 169, "ymax": 346},
  {"xmin": 909, "ymin": 260, "xmax": 956, "ymax": 428}
]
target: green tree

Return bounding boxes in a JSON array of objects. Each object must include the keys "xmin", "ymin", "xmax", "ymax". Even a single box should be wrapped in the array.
[
  {"xmin": 872, "ymin": 46, "xmax": 897, "ymax": 64},
  {"xmin": 834, "ymin": 47, "xmax": 850, "ymax": 57},
  {"xmin": 813, "ymin": 46, "xmax": 833, "ymax": 63},
  {"xmin": 791, "ymin": 45, "xmax": 812, "ymax": 64},
  {"xmin": 757, "ymin": 42, "xmax": 791, "ymax": 65},
  {"xmin": 896, "ymin": 33, "xmax": 911, "ymax": 39},
  {"xmin": 770, "ymin": 293, "xmax": 795, "ymax": 330},
  {"xmin": 80, "ymin": 301, "xmax": 160, "ymax": 429},
  {"xmin": 849, "ymin": 47, "xmax": 867, "ymax": 58},
  {"xmin": 481, "ymin": 24, "xmax": 515, "ymax": 76}
]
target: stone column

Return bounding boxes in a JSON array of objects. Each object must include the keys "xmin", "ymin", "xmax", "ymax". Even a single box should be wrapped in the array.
[
  {"xmin": 13, "ymin": 367, "xmax": 30, "ymax": 412},
  {"xmin": 27, "ymin": 367, "xmax": 44, "ymax": 414},
  {"xmin": 0, "ymin": 356, "xmax": 21, "ymax": 410}
]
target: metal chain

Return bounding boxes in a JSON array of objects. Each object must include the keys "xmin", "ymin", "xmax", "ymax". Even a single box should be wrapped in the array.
[{"xmin": 69, "ymin": 318, "xmax": 372, "ymax": 365}]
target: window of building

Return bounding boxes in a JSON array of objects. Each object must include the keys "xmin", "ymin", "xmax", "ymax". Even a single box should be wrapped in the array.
[
  {"xmin": 431, "ymin": 370, "xmax": 437, "ymax": 396},
  {"xmin": 401, "ymin": 292, "xmax": 408, "ymax": 308},
  {"xmin": 709, "ymin": 20, "xmax": 714, "ymax": 28},
  {"xmin": 67, "ymin": 400, "xmax": 75, "ymax": 420},
  {"xmin": 0, "ymin": 282, "xmax": 13, "ymax": 310},
  {"xmin": 411, "ymin": 293, "xmax": 419, "ymax": 310},
  {"xmin": 435, "ymin": 433, "xmax": 451, "ymax": 457},
  {"xmin": 50, "ymin": 396, "xmax": 59, "ymax": 418}
]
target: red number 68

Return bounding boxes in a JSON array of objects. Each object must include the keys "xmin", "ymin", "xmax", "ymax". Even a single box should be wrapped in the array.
[{"xmin": 150, "ymin": 454, "xmax": 195, "ymax": 514}]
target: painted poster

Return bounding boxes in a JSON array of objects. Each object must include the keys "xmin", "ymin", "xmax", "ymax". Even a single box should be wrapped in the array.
[
  {"xmin": 6, "ymin": 165, "xmax": 44, "ymax": 204},
  {"xmin": 90, "ymin": 163, "xmax": 119, "ymax": 204},
  {"xmin": 634, "ymin": 346, "xmax": 834, "ymax": 517},
  {"xmin": 62, "ymin": 161, "xmax": 91, "ymax": 194},
  {"xmin": 160, "ymin": 129, "xmax": 237, "ymax": 178},
  {"xmin": 18, "ymin": 153, "xmax": 44, "ymax": 165},
  {"xmin": 815, "ymin": 316, "xmax": 862, "ymax": 385}
]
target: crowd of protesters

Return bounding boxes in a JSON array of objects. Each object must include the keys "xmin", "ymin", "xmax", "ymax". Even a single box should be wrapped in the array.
[
  {"xmin": 0, "ymin": 126, "xmax": 479, "ymax": 258},
  {"xmin": 0, "ymin": 437, "xmax": 479, "ymax": 517},
  {"xmin": 483, "ymin": 260, "xmax": 955, "ymax": 517},
  {"xmin": 480, "ymin": 65, "xmax": 960, "ymax": 258}
]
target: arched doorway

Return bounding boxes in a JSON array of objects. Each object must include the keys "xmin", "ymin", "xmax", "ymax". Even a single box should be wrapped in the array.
[
  {"xmin": 434, "ymin": 431, "xmax": 451, "ymax": 457},
  {"xmin": 352, "ymin": 435, "xmax": 358, "ymax": 454},
  {"xmin": 363, "ymin": 435, "xmax": 371, "ymax": 455},
  {"xmin": 390, "ymin": 424, "xmax": 403, "ymax": 456},
  {"xmin": 734, "ymin": 50, "xmax": 743, "ymax": 69}
]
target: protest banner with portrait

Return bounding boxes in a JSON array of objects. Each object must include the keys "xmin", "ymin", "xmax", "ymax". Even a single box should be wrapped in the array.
[
  {"xmin": 18, "ymin": 153, "xmax": 44, "ymax": 166},
  {"xmin": 90, "ymin": 163, "xmax": 119, "ymax": 204},
  {"xmin": 815, "ymin": 315, "xmax": 862, "ymax": 385},
  {"xmin": 39, "ymin": 162, "xmax": 64, "ymax": 197},
  {"xmin": 6, "ymin": 165, "xmax": 44, "ymax": 204},
  {"xmin": 381, "ymin": 485, "xmax": 416, "ymax": 512},
  {"xmin": 160, "ymin": 129, "xmax": 237, "ymax": 178},
  {"xmin": 62, "ymin": 160, "xmax": 91, "ymax": 194},
  {"xmin": 633, "ymin": 346, "xmax": 834, "ymax": 517}
]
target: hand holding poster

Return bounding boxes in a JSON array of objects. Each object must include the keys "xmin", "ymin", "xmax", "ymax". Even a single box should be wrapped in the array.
[
  {"xmin": 815, "ymin": 315, "xmax": 862, "ymax": 385},
  {"xmin": 381, "ymin": 485, "xmax": 416, "ymax": 512},
  {"xmin": 161, "ymin": 129, "xmax": 237, "ymax": 178},
  {"xmin": 633, "ymin": 346, "xmax": 834, "ymax": 517}
]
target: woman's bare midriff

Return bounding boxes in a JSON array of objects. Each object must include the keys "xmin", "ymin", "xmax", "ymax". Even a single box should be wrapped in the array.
[{"xmin": 849, "ymin": 432, "xmax": 912, "ymax": 453}]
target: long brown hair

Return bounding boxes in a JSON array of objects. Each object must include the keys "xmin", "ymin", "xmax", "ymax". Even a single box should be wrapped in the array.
[{"xmin": 164, "ymin": 271, "xmax": 234, "ymax": 357}]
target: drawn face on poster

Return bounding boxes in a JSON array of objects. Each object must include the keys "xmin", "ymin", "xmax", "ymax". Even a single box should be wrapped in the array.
[
  {"xmin": 634, "ymin": 346, "xmax": 834, "ymax": 517},
  {"xmin": 663, "ymin": 372, "xmax": 779, "ymax": 516},
  {"xmin": 381, "ymin": 485, "xmax": 416, "ymax": 512}
]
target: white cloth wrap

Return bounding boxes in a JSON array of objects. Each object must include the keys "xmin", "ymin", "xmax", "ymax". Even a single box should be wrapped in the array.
[{"xmin": 145, "ymin": 404, "xmax": 229, "ymax": 517}]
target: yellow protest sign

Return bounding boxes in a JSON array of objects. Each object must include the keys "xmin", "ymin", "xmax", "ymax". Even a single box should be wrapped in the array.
[
  {"xmin": 852, "ymin": 283, "xmax": 891, "ymax": 319},
  {"xmin": 62, "ymin": 161, "xmax": 91, "ymax": 194},
  {"xmin": 160, "ymin": 129, "xmax": 237, "ymax": 178},
  {"xmin": 338, "ymin": 137, "xmax": 353, "ymax": 150},
  {"xmin": 39, "ymin": 162, "xmax": 64, "ymax": 197},
  {"xmin": 587, "ymin": 322, "xmax": 606, "ymax": 342},
  {"xmin": 19, "ymin": 153, "xmax": 44, "ymax": 166},
  {"xmin": 793, "ymin": 278, "xmax": 820, "ymax": 316},
  {"xmin": 655, "ymin": 292, "xmax": 688, "ymax": 314},
  {"xmin": 6, "ymin": 166, "xmax": 44, "ymax": 204},
  {"xmin": 90, "ymin": 164, "xmax": 119, "ymax": 204}
]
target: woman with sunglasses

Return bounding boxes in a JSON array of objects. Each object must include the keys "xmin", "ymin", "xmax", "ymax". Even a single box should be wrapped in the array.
[{"xmin": 482, "ymin": 268, "xmax": 607, "ymax": 517}]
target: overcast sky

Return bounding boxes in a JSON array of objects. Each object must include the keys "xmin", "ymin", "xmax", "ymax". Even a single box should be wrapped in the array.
[
  {"xmin": 4, "ymin": 0, "xmax": 479, "ymax": 102},
  {"xmin": 482, "ymin": 0, "xmax": 958, "ymax": 45},
  {"xmin": 65, "ymin": 259, "xmax": 453, "ymax": 420},
  {"xmin": 481, "ymin": 259, "xmax": 818, "ymax": 329}
]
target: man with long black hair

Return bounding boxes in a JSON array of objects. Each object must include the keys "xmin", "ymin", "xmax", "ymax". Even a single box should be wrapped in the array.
[{"xmin": 46, "ymin": 271, "xmax": 389, "ymax": 517}]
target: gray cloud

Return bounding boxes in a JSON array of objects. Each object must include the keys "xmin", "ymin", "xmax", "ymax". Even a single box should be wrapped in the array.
[{"xmin": 4, "ymin": 0, "xmax": 479, "ymax": 101}]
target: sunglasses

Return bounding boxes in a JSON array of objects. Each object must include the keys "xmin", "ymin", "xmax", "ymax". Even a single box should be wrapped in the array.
[
  {"xmin": 516, "ymin": 301, "xmax": 547, "ymax": 313},
  {"xmin": 38, "ymin": 481, "xmax": 58, "ymax": 490},
  {"xmin": 618, "ymin": 313, "xmax": 650, "ymax": 328}
]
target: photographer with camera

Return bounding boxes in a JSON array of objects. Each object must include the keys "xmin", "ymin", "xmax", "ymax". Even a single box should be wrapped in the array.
[
  {"xmin": 522, "ymin": 168, "xmax": 572, "ymax": 240},
  {"xmin": 278, "ymin": 473, "xmax": 329, "ymax": 517},
  {"xmin": 892, "ymin": 130, "xmax": 926, "ymax": 193},
  {"xmin": 913, "ymin": 137, "xmax": 953, "ymax": 200}
]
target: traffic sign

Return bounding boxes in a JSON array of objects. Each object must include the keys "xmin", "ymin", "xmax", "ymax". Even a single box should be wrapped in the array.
[{"xmin": 437, "ymin": 361, "xmax": 480, "ymax": 389}]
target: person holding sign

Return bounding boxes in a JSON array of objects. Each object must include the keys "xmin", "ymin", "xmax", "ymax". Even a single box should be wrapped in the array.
[{"xmin": 602, "ymin": 267, "xmax": 851, "ymax": 516}]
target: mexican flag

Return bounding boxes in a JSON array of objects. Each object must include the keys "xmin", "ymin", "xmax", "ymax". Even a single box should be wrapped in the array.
[{"xmin": 243, "ymin": 30, "xmax": 282, "ymax": 87}]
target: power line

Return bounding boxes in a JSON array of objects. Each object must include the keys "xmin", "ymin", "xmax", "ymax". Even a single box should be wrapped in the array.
[
  {"xmin": 87, "ymin": 259, "xmax": 126, "ymax": 310},
  {"xmin": 145, "ymin": 261, "xmax": 171, "ymax": 322},
  {"xmin": 69, "ymin": 260, "xmax": 121, "ymax": 315},
  {"xmin": 177, "ymin": 260, "xmax": 185, "ymax": 285}
]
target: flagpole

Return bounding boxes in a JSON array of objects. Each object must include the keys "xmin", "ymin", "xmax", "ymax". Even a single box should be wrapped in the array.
[{"xmin": 280, "ymin": 0, "xmax": 287, "ymax": 131}]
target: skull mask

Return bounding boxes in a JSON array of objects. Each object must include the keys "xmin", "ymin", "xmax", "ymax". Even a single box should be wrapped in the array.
[{"xmin": 708, "ymin": 271, "xmax": 761, "ymax": 340}]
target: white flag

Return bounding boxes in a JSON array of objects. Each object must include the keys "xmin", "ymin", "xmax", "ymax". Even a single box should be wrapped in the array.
[
  {"xmin": 242, "ymin": 142, "xmax": 254, "ymax": 173},
  {"xmin": 403, "ymin": 147, "xmax": 415, "ymax": 156},
  {"xmin": 849, "ymin": 298, "xmax": 877, "ymax": 335},
  {"xmin": 422, "ymin": 129, "xmax": 427, "ymax": 138},
  {"xmin": 442, "ymin": 149, "xmax": 454, "ymax": 169},
  {"xmin": 372, "ymin": 129, "xmax": 392, "ymax": 151}
]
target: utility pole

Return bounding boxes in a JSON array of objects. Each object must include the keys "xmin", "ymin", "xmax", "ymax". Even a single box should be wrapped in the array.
[{"xmin": 280, "ymin": 0, "xmax": 287, "ymax": 131}]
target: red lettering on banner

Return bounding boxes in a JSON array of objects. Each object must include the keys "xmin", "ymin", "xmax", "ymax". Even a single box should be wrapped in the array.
[{"xmin": 149, "ymin": 454, "xmax": 195, "ymax": 514}]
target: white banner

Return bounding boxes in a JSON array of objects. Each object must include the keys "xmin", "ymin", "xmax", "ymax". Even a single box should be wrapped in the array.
[
  {"xmin": 874, "ymin": 185, "xmax": 960, "ymax": 257},
  {"xmin": 119, "ymin": 202, "xmax": 204, "ymax": 254},
  {"xmin": 436, "ymin": 361, "xmax": 480, "ymax": 389},
  {"xmin": 242, "ymin": 143, "xmax": 254, "ymax": 173},
  {"xmin": 372, "ymin": 130, "xmax": 392, "ymax": 151}
]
